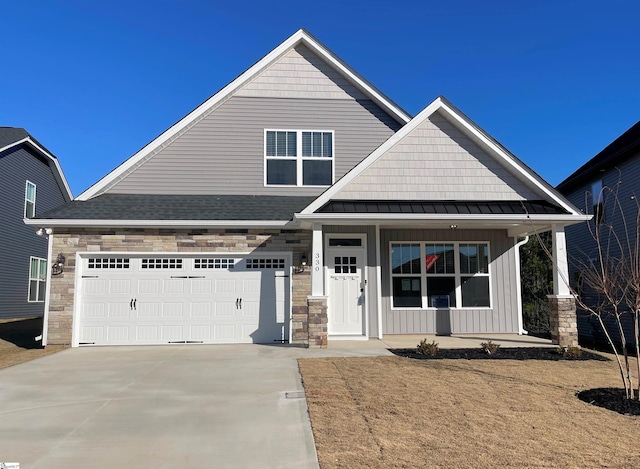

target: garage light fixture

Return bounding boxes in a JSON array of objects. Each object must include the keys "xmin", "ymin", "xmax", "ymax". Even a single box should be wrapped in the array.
[
  {"xmin": 294, "ymin": 254, "xmax": 308, "ymax": 274},
  {"xmin": 52, "ymin": 253, "xmax": 66, "ymax": 276}
]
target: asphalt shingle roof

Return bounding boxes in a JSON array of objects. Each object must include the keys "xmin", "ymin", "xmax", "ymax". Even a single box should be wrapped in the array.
[
  {"xmin": 0, "ymin": 127, "xmax": 30, "ymax": 149},
  {"xmin": 36, "ymin": 194, "xmax": 318, "ymax": 221}
]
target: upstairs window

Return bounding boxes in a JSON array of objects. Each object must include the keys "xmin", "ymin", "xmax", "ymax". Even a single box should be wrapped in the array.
[
  {"xmin": 28, "ymin": 257, "xmax": 47, "ymax": 302},
  {"xmin": 265, "ymin": 130, "xmax": 333, "ymax": 186},
  {"xmin": 25, "ymin": 181, "xmax": 36, "ymax": 218},
  {"xmin": 591, "ymin": 179, "xmax": 605, "ymax": 224}
]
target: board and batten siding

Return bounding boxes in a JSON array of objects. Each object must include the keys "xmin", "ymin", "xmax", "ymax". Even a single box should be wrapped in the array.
[
  {"xmin": 380, "ymin": 228, "xmax": 519, "ymax": 335},
  {"xmin": 336, "ymin": 112, "xmax": 542, "ymax": 201},
  {"xmin": 324, "ymin": 225, "xmax": 379, "ymax": 337},
  {"xmin": 0, "ymin": 146, "xmax": 69, "ymax": 318}
]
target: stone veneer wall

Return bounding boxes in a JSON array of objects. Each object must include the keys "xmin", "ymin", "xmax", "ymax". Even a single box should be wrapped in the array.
[
  {"xmin": 47, "ymin": 228, "xmax": 311, "ymax": 346},
  {"xmin": 547, "ymin": 295, "xmax": 578, "ymax": 347}
]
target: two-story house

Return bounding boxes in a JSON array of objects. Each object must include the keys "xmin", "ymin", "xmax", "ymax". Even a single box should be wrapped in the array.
[
  {"xmin": 0, "ymin": 128, "xmax": 72, "ymax": 319},
  {"xmin": 557, "ymin": 120, "xmax": 640, "ymax": 347},
  {"xmin": 27, "ymin": 30, "xmax": 588, "ymax": 348}
]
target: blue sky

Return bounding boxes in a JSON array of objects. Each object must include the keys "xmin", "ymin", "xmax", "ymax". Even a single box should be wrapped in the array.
[{"xmin": 2, "ymin": 0, "xmax": 639, "ymax": 196}]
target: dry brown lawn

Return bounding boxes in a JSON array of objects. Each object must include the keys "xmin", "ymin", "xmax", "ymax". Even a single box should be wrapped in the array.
[
  {"xmin": 0, "ymin": 318, "xmax": 66, "ymax": 369},
  {"xmin": 299, "ymin": 355, "xmax": 640, "ymax": 468}
]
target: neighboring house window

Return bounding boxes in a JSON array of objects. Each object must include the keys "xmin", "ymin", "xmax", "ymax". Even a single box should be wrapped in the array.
[
  {"xmin": 28, "ymin": 257, "xmax": 47, "ymax": 302},
  {"xmin": 265, "ymin": 130, "xmax": 333, "ymax": 186},
  {"xmin": 391, "ymin": 242, "xmax": 491, "ymax": 309},
  {"xmin": 24, "ymin": 181, "xmax": 36, "ymax": 218},
  {"xmin": 591, "ymin": 179, "xmax": 605, "ymax": 224}
]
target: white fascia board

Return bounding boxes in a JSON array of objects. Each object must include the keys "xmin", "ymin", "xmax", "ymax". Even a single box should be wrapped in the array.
[
  {"xmin": 1, "ymin": 138, "xmax": 74, "ymax": 200},
  {"xmin": 77, "ymin": 29, "xmax": 410, "ymax": 201},
  {"xmin": 295, "ymin": 213, "xmax": 591, "ymax": 224},
  {"xmin": 301, "ymin": 98, "xmax": 444, "ymax": 215},
  {"xmin": 23, "ymin": 219, "xmax": 292, "ymax": 229}
]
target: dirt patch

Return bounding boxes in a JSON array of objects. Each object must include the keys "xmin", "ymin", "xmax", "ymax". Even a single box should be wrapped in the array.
[
  {"xmin": 0, "ymin": 318, "xmax": 66, "ymax": 370},
  {"xmin": 299, "ymin": 356, "xmax": 640, "ymax": 469}
]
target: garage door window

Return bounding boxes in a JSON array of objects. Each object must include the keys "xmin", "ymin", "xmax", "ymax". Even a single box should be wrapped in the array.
[
  {"xmin": 246, "ymin": 258, "xmax": 286, "ymax": 269},
  {"xmin": 194, "ymin": 258, "xmax": 235, "ymax": 269},
  {"xmin": 88, "ymin": 258, "xmax": 130, "ymax": 269},
  {"xmin": 141, "ymin": 258, "xmax": 183, "ymax": 269}
]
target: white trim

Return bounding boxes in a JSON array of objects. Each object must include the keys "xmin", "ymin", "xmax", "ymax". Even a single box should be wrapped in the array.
[
  {"xmin": 23, "ymin": 219, "xmax": 293, "ymax": 228},
  {"xmin": 514, "ymin": 236, "xmax": 530, "ymax": 335},
  {"xmin": 77, "ymin": 29, "xmax": 410, "ymax": 201},
  {"xmin": 375, "ymin": 224, "xmax": 383, "ymax": 339},
  {"xmin": 27, "ymin": 256, "xmax": 47, "ymax": 303},
  {"xmin": 300, "ymin": 96, "xmax": 583, "ymax": 217},
  {"xmin": 296, "ymin": 213, "xmax": 591, "ymax": 223},
  {"xmin": 1, "ymin": 137, "xmax": 73, "ymax": 200},
  {"xmin": 42, "ymin": 234, "xmax": 54, "ymax": 346}
]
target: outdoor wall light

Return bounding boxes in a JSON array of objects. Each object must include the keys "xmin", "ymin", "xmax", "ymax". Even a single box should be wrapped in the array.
[
  {"xmin": 449, "ymin": 224, "xmax": 458, "ymax": 229},
  {"xmin": 294, "ymin": 254, "xmax": 308, "ymax": 274},
  {"xmin": 35, "ymin": 227, "xmax": 53, "ymax": 237},
  {"xmin": 52, "ymin": 253, "xmax": 66, "ymax": 276}
]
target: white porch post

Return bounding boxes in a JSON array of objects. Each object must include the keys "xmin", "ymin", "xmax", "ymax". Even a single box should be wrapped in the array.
[
  {"xmin": 548, "ymin": 224, "xmax": 578, "ymax": 347},
  {"xmin": 311, "ymin": 224, "xmax": 324, "ymax": 296},
  {"xmin": 551, "ymin": 225, "xmax": 571, "ymax": 295}
]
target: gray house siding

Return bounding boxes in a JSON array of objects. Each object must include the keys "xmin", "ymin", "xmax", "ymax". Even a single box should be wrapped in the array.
[
  {"xmin": 380, "ymin": 228, "xmax": 519, "ymax": 335},
  {"xmin": 335, "ymin": 112, "xmax": 542, "ymax": 201},
  {"xmin": 564, "ymin": 150, "xmax": 640, "ymax": 346},
  {"xmin": 103, "ymin": 96, "xmax": 401, "ymax": 196},
  {"xmin": 324, "ymin": 225, "xmax": 379, "ymax": 337},
  {"xmin": 0, "ymin": 146, "xmax": 69, "ymax": 318}
]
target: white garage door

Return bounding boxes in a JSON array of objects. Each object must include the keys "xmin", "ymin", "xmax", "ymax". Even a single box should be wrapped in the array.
[{"xmin": 76, "ymin": 255, "xmax": 290, "ymax": 346}]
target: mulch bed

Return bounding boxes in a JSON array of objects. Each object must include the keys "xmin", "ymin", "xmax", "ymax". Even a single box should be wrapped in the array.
[
  {"xmin": 577, "ymin": 388, "xmax": 640, "ymax": 416},
  {"xmin": 389, "ymin": 347, "xmax": 609, "ymax": 361}
]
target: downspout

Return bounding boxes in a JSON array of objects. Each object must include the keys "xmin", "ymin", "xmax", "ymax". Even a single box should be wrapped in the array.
[{"xmin": 514, "ymin": 235, "xmax": 530, "ymax": 335}]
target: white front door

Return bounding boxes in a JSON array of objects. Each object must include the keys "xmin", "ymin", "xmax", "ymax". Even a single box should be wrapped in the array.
[{"xmin": 327, "ymin": 247, "xmax": 365, "ymax": 336}]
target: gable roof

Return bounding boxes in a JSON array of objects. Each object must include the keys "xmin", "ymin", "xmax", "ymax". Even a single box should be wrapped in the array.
[
  {"xmin": 557, "ymin": 120, "xmax": 640, "ymax": 194},
  {"xmin": 77, "ymin": 29, "xmax": 412, "ymax": 201},
  {"xmin": 27, "ymin": 194, "xmax": 315, "ymax": 228},
  {"xmin": 300, "ymin": 96, "xmax": 583, "ymax": 218},
  {"xmin": 0, "ymin": 127, "xmax": 73, "ymax": 201}
]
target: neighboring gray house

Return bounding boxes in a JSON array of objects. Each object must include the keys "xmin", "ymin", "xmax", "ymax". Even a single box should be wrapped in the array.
[
  {"xmin": 27, "ymin": 29, "xmax": 588, "ymax": 348},
  {"xmin": 557, "ymin": 120, "xmax": 640, "ymax": 347},
  {"xmin": 0, "ymin": 128, "xmax": 72, "ymax": 319}
]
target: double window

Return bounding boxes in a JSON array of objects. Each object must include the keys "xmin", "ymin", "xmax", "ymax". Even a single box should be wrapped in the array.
[
  {"xmin": 28, "ymin": 257, "xmax": 47, "ymax": 302},
  {"xmin": 25, "ymin": 181, "xmax": 36, "ymax": 218},
  {"xmin": 391, "ymin": 242, "xmax": 491, "ymax": 308},
  {"xmin": 265, "ymin": 130, "xmax": 333, "ymax": 186}
]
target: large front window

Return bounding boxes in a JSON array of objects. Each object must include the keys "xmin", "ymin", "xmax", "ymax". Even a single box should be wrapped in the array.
[
  {"xmin": 265, "ymin": 130, "xmax": 333, "ymax": 186},
  {"xmin": 391, "ymin": 242, "xmax": 491, "ymax": 308}
]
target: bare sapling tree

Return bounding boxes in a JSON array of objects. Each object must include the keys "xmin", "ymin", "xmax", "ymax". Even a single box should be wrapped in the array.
[{"xmin": 528, "ymin": 179, "xmax": 640, "ymax": 400}]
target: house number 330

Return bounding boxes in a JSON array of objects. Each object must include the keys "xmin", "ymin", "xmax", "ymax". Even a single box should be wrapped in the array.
[{"xmin": 314, "ymin": 252, "xmax": 321, "ymax": 272}]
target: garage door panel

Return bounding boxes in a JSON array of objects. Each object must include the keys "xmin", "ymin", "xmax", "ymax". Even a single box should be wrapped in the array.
[{"xmin": 77, "ymin": 255, "xmax": 290, "ymax": 345}]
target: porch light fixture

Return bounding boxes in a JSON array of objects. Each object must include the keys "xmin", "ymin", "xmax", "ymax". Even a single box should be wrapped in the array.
[
  {"xmin": 52, "ymin": 253, "xmax": 66, "ymax": 276},
  {"xmin": 294, "ymin": 254, "xmax": 308, "ymax": 274},
  {"xmin": 35, "ymin": 227, "xmax": 53, "ymax": 237},
  {"xmin": 449, "ymin": 224, "xmax": 458, "ymax": 229}
]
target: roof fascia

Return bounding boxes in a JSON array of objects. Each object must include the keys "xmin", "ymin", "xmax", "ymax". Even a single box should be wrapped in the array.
[
  {"xmin": 24, "ymin": 218, "xmax": 293, "ymax": 228},
  {"xmin": 295, "ymin": 212, "xmax": 591, "ymax": 223},
  {"xmin": 1, "ymin": 137, "xmax": 73, "ymax": 201},
  {"xmin": 302, "ymin": 96, "xmax": 583, "ymax": 217},
  {"xmin": 77, "ymin": 29, "xmax": 411, "ymax": 201}
]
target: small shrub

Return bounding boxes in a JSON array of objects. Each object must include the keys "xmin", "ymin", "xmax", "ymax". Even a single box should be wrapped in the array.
[
  {"xmin": 417, "ymin": 339, "xmax": 439, "ymax": 356},
  {"xmin": 480, "ymin": 340, "xmax": 500, "ymax": 355},
  {"xmin": 558, "ymin": 345, "xmax": 582, "ymax": 358}
]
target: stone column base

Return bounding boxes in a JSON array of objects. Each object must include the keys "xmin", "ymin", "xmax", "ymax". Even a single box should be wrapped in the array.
[
  {"xmin": 307, "ymin": 296, "xmax": 328, "ymax": 348},
  {"xmin": 547, "ymin": 295, "xmax": 578, "ymax": 347}
]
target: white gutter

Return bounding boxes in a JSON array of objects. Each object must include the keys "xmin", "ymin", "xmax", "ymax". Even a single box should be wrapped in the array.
[
  {"xmin": 23, "ymin": 219, "xmax": 293, "ymax": 228},
  {"xmin": 514, "ymin": 235, "xmax": 530, "ymax": 335}
]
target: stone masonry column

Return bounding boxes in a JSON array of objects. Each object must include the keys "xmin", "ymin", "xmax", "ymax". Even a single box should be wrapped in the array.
[
  {"xmin": 548, "ymin": 225, "xmax": 578, "ymax": 347},
  {"xmin": 307, "ymin": 296, "xmax": 328, "ymax": 348},
  {"xmin": 547, "ymin": 295, "xmax": 578, "ymax": 347}
]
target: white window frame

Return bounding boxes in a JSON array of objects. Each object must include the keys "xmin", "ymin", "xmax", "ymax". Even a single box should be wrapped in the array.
[
  {"xmin": 264, "ymin": 129, "xmax": 335, "ymax": 187},
  {"xmin": 24, "ymin": 180, "xmax": 36, "ymax": 218},
  {"xmin": 28, "ymin": 256, "xmax": 47, "ymax": 303},
  {"xmin": 390, "ymin": 241, "xmax": 492, "ymax": 310}
]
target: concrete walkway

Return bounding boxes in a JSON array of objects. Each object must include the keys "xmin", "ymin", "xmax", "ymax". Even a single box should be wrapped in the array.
[{"xmin": 0, "ymin": 334, "xmax": 550, "ymax": 468}]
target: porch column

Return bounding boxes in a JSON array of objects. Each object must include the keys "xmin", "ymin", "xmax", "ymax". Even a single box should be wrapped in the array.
[
  {"xmin": 547, "ymin": 225, "xmax": 578, "ymax": 347},
  {"xmin": 308, "ymin": 224, "xmax": 328, "ymax": 347}
]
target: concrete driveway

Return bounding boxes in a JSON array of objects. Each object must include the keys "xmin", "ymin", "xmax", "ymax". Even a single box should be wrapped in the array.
[{"xmin": 0, "ymin": 344, "xmax": 354, "ymax": 469}]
